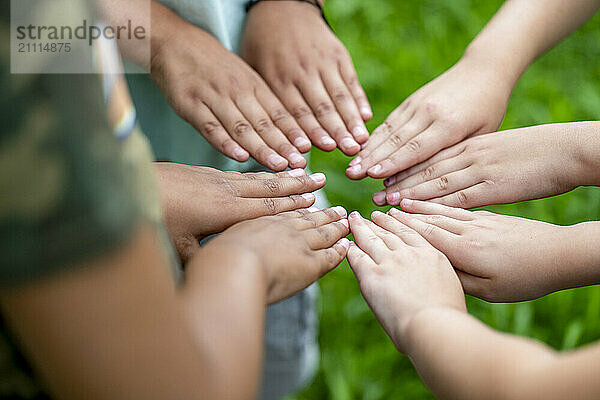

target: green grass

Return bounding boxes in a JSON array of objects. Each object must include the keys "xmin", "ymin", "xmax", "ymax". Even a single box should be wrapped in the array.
[{"xmin": 290, "ymin": 1, "xmax": 600, "ymax": 399}]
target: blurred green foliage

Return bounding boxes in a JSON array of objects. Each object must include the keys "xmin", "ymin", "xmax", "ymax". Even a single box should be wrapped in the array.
[{"xmin": 290, "ymin": 1, "xmax": 600, "ymax": 399}]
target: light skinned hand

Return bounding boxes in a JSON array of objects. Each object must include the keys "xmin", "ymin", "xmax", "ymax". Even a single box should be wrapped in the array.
[
  {"xmin": 156, "ymin": 163, "xmax": 327, "ymax": 261},
  {"xmin": 346, "ymin": 56, "xmax": 512, "ymax": 180},
  {"xmin": 211, "ymin": 207, "xmax": 350, "ymax": 304},
  {"xmin": 347, "ymin": 211, "xmax": 465, "ymax": 353},
  {"xmin": 151, "ymin": 19, "xmax": 309, "ymax": 171},
  {"xmin": 375, "ymin": 124, "xmax": 580, "ymax": 207},
  {"xmin": 389, "ymin": 199, "xmax": 579, "ymax": 302},
  {"xmin": 241, "ymin": 1, "xmax": 372, "ymax": 156}
]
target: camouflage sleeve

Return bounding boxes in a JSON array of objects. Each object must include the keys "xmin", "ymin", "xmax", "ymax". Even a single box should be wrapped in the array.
[{"xmin": 0, "ymin": 6, "xmax": 162, "ymax": 285}]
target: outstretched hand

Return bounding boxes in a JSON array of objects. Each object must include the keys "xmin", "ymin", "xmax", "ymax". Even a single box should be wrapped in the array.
[
  {"xmin": 156, "ymin": 164, "xmax": 327, "ymax": 261},
  {"xmin": 374, "ymin": 124, "xmax": 580, "ymax": 207},
  {"xmin": 346, "ymin": 56, "xmax": 512, "ymax": 181},
  {"xmin": 151, "ymin": 16, "xmax": 310, "ymax": 171},
  {"xmin": 212, "ymin": 207, "xmax": 350, "ymax": 304},
  {"xmin": 347, "ymin": 211, "xmax": 465, "ymax": 352},
  {"xmin": 242, "ymin": 0, "xmax": 372, "ymax": 156},
  {"xmin": 388, "ymin": 200, "xmax": 581, "ymax": 302}
]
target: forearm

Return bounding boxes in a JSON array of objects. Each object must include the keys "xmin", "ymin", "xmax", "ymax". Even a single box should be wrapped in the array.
[
  {"xmin": 404, "ymin": 308, "xmax": 559, "ymax": 400},
  {"xmin": 463, "ymin": 0, "xmax": 600, "ymax": 88},
  {"xmin": 181, "ymin": 244, "xmax": 266, "ymax": 400},
  {"xmin": 552, "ymin": 221, "xmax": 600, "ymax": 292},
  {"xmin": 565, "ymin": 121, "xmax": 600, "ymax": 187}
]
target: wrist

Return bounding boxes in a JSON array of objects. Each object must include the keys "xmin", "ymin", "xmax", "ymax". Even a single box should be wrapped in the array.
[
  {"xmin": 248, "ymin": 0, "xmax": 323, "ymax": 18},
  {"xmin": 461, "ymin": 39, "xmax": 525, "ymax": 93},
  {"xmin": 398, "ymin": 306, "xmax": 467, "ymax": 355},
  {"xmin": 191, "ymin": 239, "xmax": 266, "ymax": 291}
]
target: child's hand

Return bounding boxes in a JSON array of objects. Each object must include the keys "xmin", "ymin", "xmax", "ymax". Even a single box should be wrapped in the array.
[
  {"xmin": 346, "ymin": 57, "xmax": 512, "ymax": 180},
  {"xmin": 213, "ymin": 208, "xmax": 350, "ymax": 304},
  {"xmin": 388, "ymin": 200, "xmax": 574, "ymax": 302},
  {"xmin": 374, "ymin": 124, "xmax": 579, "ymax": 207},
  {"xmin": 241, "ymin": 1, "xmax": 372, "ymax": 155},
  {"xmin": 347, "ymin": 211, "xmax": 465, "ymax": 353},
  {"xmin": 151, "ymin": 21, "xmax": 309, "ymax": 171},
  {"xmin": 156, "ymin": 164, "xmax": 327, "ymax": 261}
]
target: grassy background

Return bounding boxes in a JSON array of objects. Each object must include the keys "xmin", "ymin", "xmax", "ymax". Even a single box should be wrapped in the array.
[{"xmin": 289, "ymin": 1, "xmax": 600, "ymax": 399}]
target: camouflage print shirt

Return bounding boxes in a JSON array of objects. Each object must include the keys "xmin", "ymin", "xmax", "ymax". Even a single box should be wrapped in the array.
[{"xmin": 0, "ymin": 2, "xmax": 166, "ymax": 398}]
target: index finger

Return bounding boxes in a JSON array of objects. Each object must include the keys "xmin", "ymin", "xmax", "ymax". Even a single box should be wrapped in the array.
[
  {"xmin": 235, "ymin": 172, "xmax": 327, "ymax": 198},
  {"xmin": 367, "ymin": 122, "xmax": 455, "ymax": 179}
]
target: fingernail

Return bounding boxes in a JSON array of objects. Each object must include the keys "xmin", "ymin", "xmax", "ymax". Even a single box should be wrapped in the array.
[
  {"xmin": 322, "ymin": 136, "xmax": 336, "ymax": 147},
  {"xmin": 360, "ymin": 106, "xmax": 373, "ymax": 118},
  {"xmin": 339, "ymin": 237, "xmax": 350, "ymax": 249},
  {"xmin": 400, "ymin": 198, "xmax": 413, "ymax": 208},
  {"xmin": 371, "ymin": 210, "xmax": 385, "ymax": 218},
  {"xmin": 294, "ymin": 137, "xmax": 311, "ymax": 149},
  {"xmin": 349, "ymin": 240, "xmax": 356, "ymax": 246},
  {"xmin": 340, "ymin": 219, "xmax": 349, "ymax": 228},
  {"xmin": 289, "ymin": 152, "xmax": 305, "ymax": 165},
  {"xmin": 301, "ymin": 193, "xmax": 316, "ymax": 201},
  {"xmin": 352, "ymin": 126, "xmax": 369, "ymax": 141},
  {"xmin": 288, "ymin": 168, "xmax": 306, "ymax": 177},
  {"xmin": 346, "ymin": 165, "xmax": 362, "ymax": 175},
  {"xmin": 387, "ymin": 192, "xmax": 401, "ymax": 205},
  {"xmin": 388, "ymin": 208, "xmax": 401, "ymax": 216},
  {"xmin": 308, "ymin": 206, "xmax": 320, "ymax": 212},
  {"xmin": 268, "ymin": 154, "xmax": 287, "ymax": 168},
  {"xmin": 310, "ymin": 173, "xmax": 326, "ymax": 184},
  {"xmin": 368, "ymin": 164, "xmax": 382, "ymax": 175},
  {"xmin": 349, "ymin": 211, "xmax": 361, "ymax": 219},
  {"xmin": 372, "ymin": 191, "xmax": 386, "ymax": 206},
  {"xmin": 384, "ymin": 176, "xmax": 396, "ymax": 187},
  {"xmin": 349, "ymin": 156, "xmax": 362, "ymax": 167},
  {"xmin": 234, "ymin": 147, "xmax": 248, "ymax": 160},
  {"xmin": 341, "ymin": 137, "xmax": 360, "ymax": 151},
  {"xmin": 332, "ymin": 206, "xmax": 347, "ymax": 218}
]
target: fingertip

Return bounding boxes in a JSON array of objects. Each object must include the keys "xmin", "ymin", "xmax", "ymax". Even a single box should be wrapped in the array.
[
  {"xmin": 349, "ymin": 211, "xmax": 362, "ymax": 219},
  {"xmin": 288, "ymin": 168, "xmax": 307, "ymax": 178},
  {"xmin": 340, "ymin": 137, "xmax": 361, "ymax": 155},
  {"xmin": 309, "ymin": 172, "xmax": 326, "ymax": 185},
  {"xmin": 400, "ymin": 198, "xmax": 414, "ymax": 210},
  {"xmin": 289, "ymin": 152, "xmax": 307, "ymax": 168},
  {"xmin": 233, "ymin": 147, "xmax": 250, "ymax": 162},
  {"xmin": 301, "ymin": 193, "xmax": 316, "ymax": 203},
  {"xmin": 371, "ymin": 210, "xmax": 386, "ymax": 220},
  {"xmin": 345, "ymin": 164, "xmax": 363, "ymax": 180},
  {"xmin": 268, "ymin": 154, "xmax": 288, "ymax": 171},
  {"xmin": 338, "ymin": 237, "xmax": 350, "ymax": 251},
  {"xmin": 372, "ymin": 191, "xmax": 386, "ymax": 206},
  {"xmin": 360, "ymin": 106, "xmax": 373, "ymax": 121},
  {"xmin": 320, "ymin": 136, "xmax": 337, "ymax": 151},
  {"xmin": 352, "ymin": 126, "xmax": 369, "ymax": 144},
  {"xmin": 388, "ymin": 207, "xmax": 401, "ymax": 217},
  {"xmin": 386, "ymin": 192, "xmax": 401, "ymax": 206},
  {"xmin": 293, "ymin": 137, "xmax": 312, "ymax": 153},
  {"xmin": 366, "ymin": 164, "xmax": 382, "ymax": 177},
  {"xmin": 332, "ymin": 206, "xmax": 348, "ymax": 218}
]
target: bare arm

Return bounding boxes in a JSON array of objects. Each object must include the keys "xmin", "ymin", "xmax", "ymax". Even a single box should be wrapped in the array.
[
  {"xmin": 0, "ymin": 226, "xmax": 266, "ymax": 400},
  {"xmin": 464, "ymin": 0, "xmax": 600, "ymax": 87},
  {"xmin": 352, "ymin": 0, "xmax": 600, "ymax": 185},
  {"xmin": 348, "ymin": 210, "xmax": 600, "ymax": 400},
  {"xmin": 0, "ymin": 207, "xmax": 348, "ymax": 400},
  {"xmin": 406, "ymin": 307, "xmax": 600, "ymax": 400}
]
